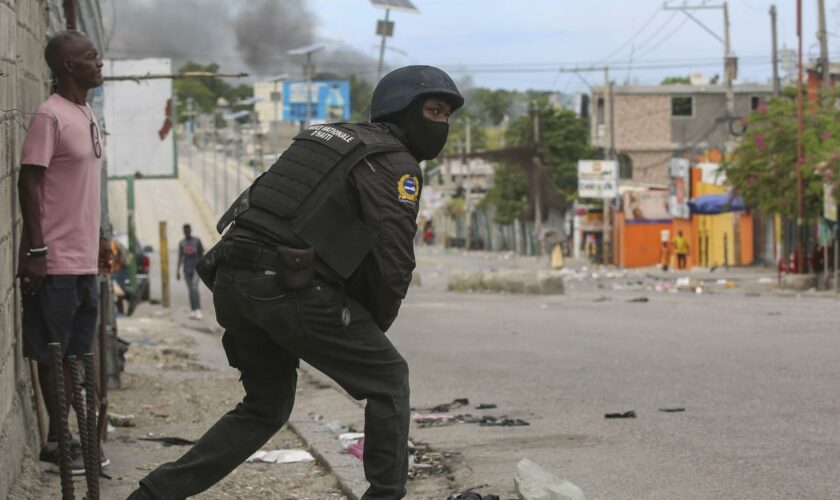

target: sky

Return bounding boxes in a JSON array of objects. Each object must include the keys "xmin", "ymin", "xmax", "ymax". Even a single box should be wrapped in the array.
[
  {"xmin": 306, "ymin": 0, "xmax": 835, "ymax": 92},
  {"xmin": 105, "ymin": 0, "xmax": 840, "ymax": 93}
]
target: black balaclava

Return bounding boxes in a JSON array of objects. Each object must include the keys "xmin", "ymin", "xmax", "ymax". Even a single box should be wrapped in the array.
[{"xmin": 388, "ymin": 98, "xmax": 450, "ymax": 161}]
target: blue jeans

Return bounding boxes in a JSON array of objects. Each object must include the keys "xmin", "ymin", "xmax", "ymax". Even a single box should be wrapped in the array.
[{"xmin": 184, "ymin": 271, "xmax": 201, "ymax": 311}]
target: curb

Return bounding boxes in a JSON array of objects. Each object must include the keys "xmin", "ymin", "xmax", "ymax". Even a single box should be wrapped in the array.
[{"xmin": 287, "ymin": 412, "xmax": 367, "ymax": 500}]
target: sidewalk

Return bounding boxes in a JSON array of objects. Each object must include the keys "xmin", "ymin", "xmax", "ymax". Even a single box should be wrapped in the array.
[{"xmin": 13, "ymin": 304, "xmax": 347, "ymax": 499}]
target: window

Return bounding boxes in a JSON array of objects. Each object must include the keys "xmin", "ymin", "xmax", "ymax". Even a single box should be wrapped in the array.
[
  {"xmin": 751, "ymin": 96, "xmax": 761, "ymax": 110},
  {"xmin": 671, "ymin": 96, "xmax": 693, "ymax": 117}
]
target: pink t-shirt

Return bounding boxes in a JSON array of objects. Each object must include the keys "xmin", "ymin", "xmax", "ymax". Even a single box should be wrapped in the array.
[{"xmin": 20, "ymin": 93, "xmax": 103, "ymax": 275}]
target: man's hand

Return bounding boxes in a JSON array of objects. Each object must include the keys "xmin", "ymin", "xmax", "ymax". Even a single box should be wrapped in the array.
[
  {"xmin": 18, "ymin": 255, "xmax": 46, "ymax": 295},
  {"xmin": 99, "ymin": 238, "xmax": 113, "ymax": 275}
]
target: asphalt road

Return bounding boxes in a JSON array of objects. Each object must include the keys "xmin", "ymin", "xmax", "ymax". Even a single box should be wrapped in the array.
[
  {"xmin": 391, "ymin": 248, "xmax": 840, "ymax": 499},
  {"xmin": 127, "ymin": 171, "xmax": 840, "ymax": 499}
]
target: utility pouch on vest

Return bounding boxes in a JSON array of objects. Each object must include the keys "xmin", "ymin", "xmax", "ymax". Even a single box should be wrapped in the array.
[
  {"xmin": 293, "ymin": 195, "xmax": 375, "ymax": 280},
  {"xmin": 216, "ymin": 173, "xmax": 265, "ymax": 234},
  {"xmin": 278, "ymin": 247, "xmax": 314, "ymax": 290},
  {"xmin": 196, "ymin": 241, "xmax": 227, "ymax": 291}
]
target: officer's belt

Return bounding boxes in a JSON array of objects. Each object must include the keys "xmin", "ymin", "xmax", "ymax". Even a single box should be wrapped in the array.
[{"xmin": 222, "ymin": 239, "xmax": 284, "ymax": 272}]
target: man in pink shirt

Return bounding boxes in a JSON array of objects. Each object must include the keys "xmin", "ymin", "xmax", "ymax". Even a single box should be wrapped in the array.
[{"xmin": 18, "ymin": 30, "xmax": 110, "ymax": 475}]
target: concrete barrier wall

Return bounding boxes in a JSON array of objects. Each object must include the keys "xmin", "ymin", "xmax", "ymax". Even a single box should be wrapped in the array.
[{"xmin": 0, "ymin": 0, "xmax": 57, "ymax": 496}]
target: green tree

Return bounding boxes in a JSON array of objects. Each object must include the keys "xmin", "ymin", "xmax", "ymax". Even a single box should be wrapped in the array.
[
  {"xmin": 506, "ymin": 106, "xmax": 590, "ymax": 199},
  {"xmin": 482, "ymin": 164, "xmax": 530, "ymax": 224},
  {"xmin": 468, "ymin": 88, "xmax": 515, "ymax": 125},
  {"xmin": 661, "ymin": 75, "xmax": 691, "ymax": 85},
  {"xmin": 720, "ymin": 91, "xmax": 840, "ymax": 217}
]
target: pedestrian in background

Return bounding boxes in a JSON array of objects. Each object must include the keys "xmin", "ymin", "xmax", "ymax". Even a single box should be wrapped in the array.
[
  {"xmin": 176, "ymin": 223, "xmax": 204, "ymax": 319},
  {"xmin": 659, "ymin": 240, "xmax": 672, "ymax": 271},
  {"xmin": 673, "ymin": 230, "xmax": 690, "ymax": 270},
  {"xmin": 17, "ymin": 30, "xmax": 111, "ymax": 475}
]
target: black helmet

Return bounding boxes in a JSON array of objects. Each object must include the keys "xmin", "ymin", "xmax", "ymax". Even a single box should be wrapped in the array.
[{"xmin": 370, "ymin": 65, "xmax": 464, "ymax": 122}]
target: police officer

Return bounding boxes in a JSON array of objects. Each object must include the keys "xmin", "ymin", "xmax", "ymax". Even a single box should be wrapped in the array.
[{"xmin": 128, "ymin": 65, "xmax": 463, "ymax": 500}]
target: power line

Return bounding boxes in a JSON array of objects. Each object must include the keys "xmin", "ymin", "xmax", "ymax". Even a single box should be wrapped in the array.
[{"xmin": 594, "ymin": 5, "xmax": 665, "ymax": 64}]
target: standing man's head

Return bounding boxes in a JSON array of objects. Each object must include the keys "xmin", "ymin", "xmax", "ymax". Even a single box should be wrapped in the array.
[
  {"xmin": 678, "ymin": 230, "xmax": 684, "ymax": 237},
  {"xmin": 370, "ymin": 65, "xmax": 464, "ymax": 161},
  {"xmin": 44, "ymin": 30, "xmax": 103, "ymax": 91},
  {"xmin": 183, "ymin": 224, "xmax": 192, "ymax": 239}
]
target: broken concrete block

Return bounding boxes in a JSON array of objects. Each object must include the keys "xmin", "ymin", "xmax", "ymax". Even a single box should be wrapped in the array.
[
  {"xmin": 537, "ymin": 271, "xmax": 565, "ymax": 294},
  {"xmin": 780, "ymin": 273, "xmax": 817, "ymax": 291},
  {"xmin": 514, "ymin": 458, "xmax": 585, "ymax": 500},
  {"xmin": 447, "ymin": 270, "xmax": 484, "ymax": 291}
]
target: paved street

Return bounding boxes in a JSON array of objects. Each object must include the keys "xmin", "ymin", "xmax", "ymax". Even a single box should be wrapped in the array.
[
  {"xmin": 121, "ymin": 176, "xmax": 840, "ymax": 499},
  {"xmin": 390, "ymin": 248, "xmax": 840, "ymax": 499}
]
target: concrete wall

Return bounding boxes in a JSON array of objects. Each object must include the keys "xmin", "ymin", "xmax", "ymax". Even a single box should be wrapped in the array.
[{"xmin": 0, "ymin": 0, "xmax": 59, "ymax": 497}]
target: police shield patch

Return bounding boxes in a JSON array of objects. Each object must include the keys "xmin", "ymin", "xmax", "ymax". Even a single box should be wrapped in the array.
[{"xmin": 397, "ymin": 174, "xmax": 420, "ymax": 204}]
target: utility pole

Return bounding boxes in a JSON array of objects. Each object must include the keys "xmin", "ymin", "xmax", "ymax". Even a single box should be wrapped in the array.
[
  {"xmin": 603, "ymin": 68, "xmax": 615, "ymax": 265},
  {"xmin": 770, "ymin": 5, "xmax": 780, "ymax": 97},
  {"xmin": 664, "ymin": 2, "xmax": 736, "ymax": 120},
  {"xmin": 531, "ymin": 106, "xmax": 543, "ymax": 257},
  {"xmin": 464, "ymin": 118, "xmax": 474, "ymax": 251},
  {"xmin": 817, "ymin": 0, "xmax": 832, "ymax": 102},
  {"xmin": 377, "ymin": 8, "xmax": 391, "ymax": 79},
  {"xmin": 796, "ymin": 0, "xmax": 805, "ymax": 272}
]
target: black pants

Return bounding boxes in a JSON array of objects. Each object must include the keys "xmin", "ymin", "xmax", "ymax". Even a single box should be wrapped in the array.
[
  {"xmin": 677, "ymin": 254, "xmax": 687, "ymax": 269},
  {"xmin": 139, "ymin": 264, "xmax": 410, "ymax": 500}
]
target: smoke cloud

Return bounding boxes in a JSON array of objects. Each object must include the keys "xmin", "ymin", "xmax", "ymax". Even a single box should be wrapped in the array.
[{"xmin": 106, "ymin": 0, "xmax": 378, "ymax": 81}]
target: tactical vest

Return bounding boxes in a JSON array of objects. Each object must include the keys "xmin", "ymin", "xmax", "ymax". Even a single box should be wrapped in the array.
[{"xmin": 216, "ymin": 122, "xmax": 412, "ymax": 279}]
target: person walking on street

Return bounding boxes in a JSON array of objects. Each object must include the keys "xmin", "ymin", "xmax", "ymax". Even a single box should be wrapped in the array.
[
  {"xmin": 673, "ymin": 230, "xmax": 690, "ymax": 270},
  {"xmin": 176, "ymin": 224, "xmax": 205, "ymax": 319},
  {"xmin": 128, "ymin": 65, "xmax": 463, "ymax": 500},
  {"xmin": 17, "ymin": 30, "xmax": 111, "ymax": 475}
]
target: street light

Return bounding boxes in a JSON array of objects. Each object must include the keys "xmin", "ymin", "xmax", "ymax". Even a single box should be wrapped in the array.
[
  {"xmin": 288, "ymin": 43, "xmax": 326, "ymax": 130},
  {"xmin": 369, "ymin": 0, "xmax": 419, "ymax": 79},
  {"xmin": 267, "ymin": 73, "xmax": 289, "ymax": 126}
]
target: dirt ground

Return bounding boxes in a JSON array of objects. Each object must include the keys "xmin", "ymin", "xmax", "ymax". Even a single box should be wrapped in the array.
[{"xmin": 10, "ymin": 305, "xmax": 347, "ymax": 500}]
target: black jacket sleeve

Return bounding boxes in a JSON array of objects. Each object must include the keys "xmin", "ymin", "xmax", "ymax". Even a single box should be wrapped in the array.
[{"xmin": 346, "ymin": 152, "xmax": 422, "ymax": 332}]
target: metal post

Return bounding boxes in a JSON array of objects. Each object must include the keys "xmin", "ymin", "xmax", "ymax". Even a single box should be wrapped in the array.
[
  {"xmin": 159, "ymin": 221, "xmax": 170, "ymax": 308},
  {"xmin": 796, "ymin": 0, "xmax": 806, "ymax": 272},
  {"xmin": 236, "ymin": 130, "xmax": 242, "ymax": 195},
  {"xmin": 377, "ymin": 8, "xmax": 391, "ymax": 79},
  {"xmin": 213, "ymin": 121, "xmax": 218, "ymax": 214},
  {"xmin": 770, "ymin": 5, "xmax": 780, "ymax": 97},
  {"xmin": 48, "ymin": 343, "xmax": 74, "ymax": 499},
  {"xmin": 126, "ymin": 176, "xmax": 137, "ymax": 291},
  {"xmin": 464, "ymin": 118, "xmax": 474, "ymax": 251}
]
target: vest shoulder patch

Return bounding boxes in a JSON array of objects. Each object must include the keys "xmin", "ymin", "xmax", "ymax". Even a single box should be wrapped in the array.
[{"xmin": 294, "ymin": 124, "xmax": 361, "ymax": 155}]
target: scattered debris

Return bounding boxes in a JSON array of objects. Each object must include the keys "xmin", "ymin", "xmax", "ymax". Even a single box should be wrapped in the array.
[
  {"xmin": 414, "ymin": 398, "xmax": 470, "ymax": 413},
  {"xmin": 246, "ymin": 449, "xmax": 314, "ymax": 464},
  {"xmin": 413, "ymin": 413, "xmax": 529, "ymax": 428},
  {"xmin": 345, "ymin": 439, "xmax": 364, "ymax": 460},
  {"xmin": 593, "ymin": 296, "xmax": 610, "ymax": 302},
  {"xmin": 604, "ymin": 411, "xmax": 636, "ymax": 419},
  {"xmin": 514, "ymin": 458, "xmax": 585, "ymax": 500},
  {"xmin": 409, "ymin": 441, "xmax": 454, "ymax": 479},
  {"xmin": 658, "ymin": 407, "xmax": 685, "ymax": 413},
  {"xmin": 138, "ymin": 435, "xmax": 195, "ymax": 446},
  {"xmin": 475, "ymin": 403, "xmax": 498, "ymax": 410},
  {"xmin": 108, "ymin": 412, "xmax": 136, "ymax": 427},
  {"xmin": 447, "ymin": 492, "xmax": 501, "ymax": 500},
  {"xmin": 628, "ymin": 297, "xmax": 649, "ymax": 303}
]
